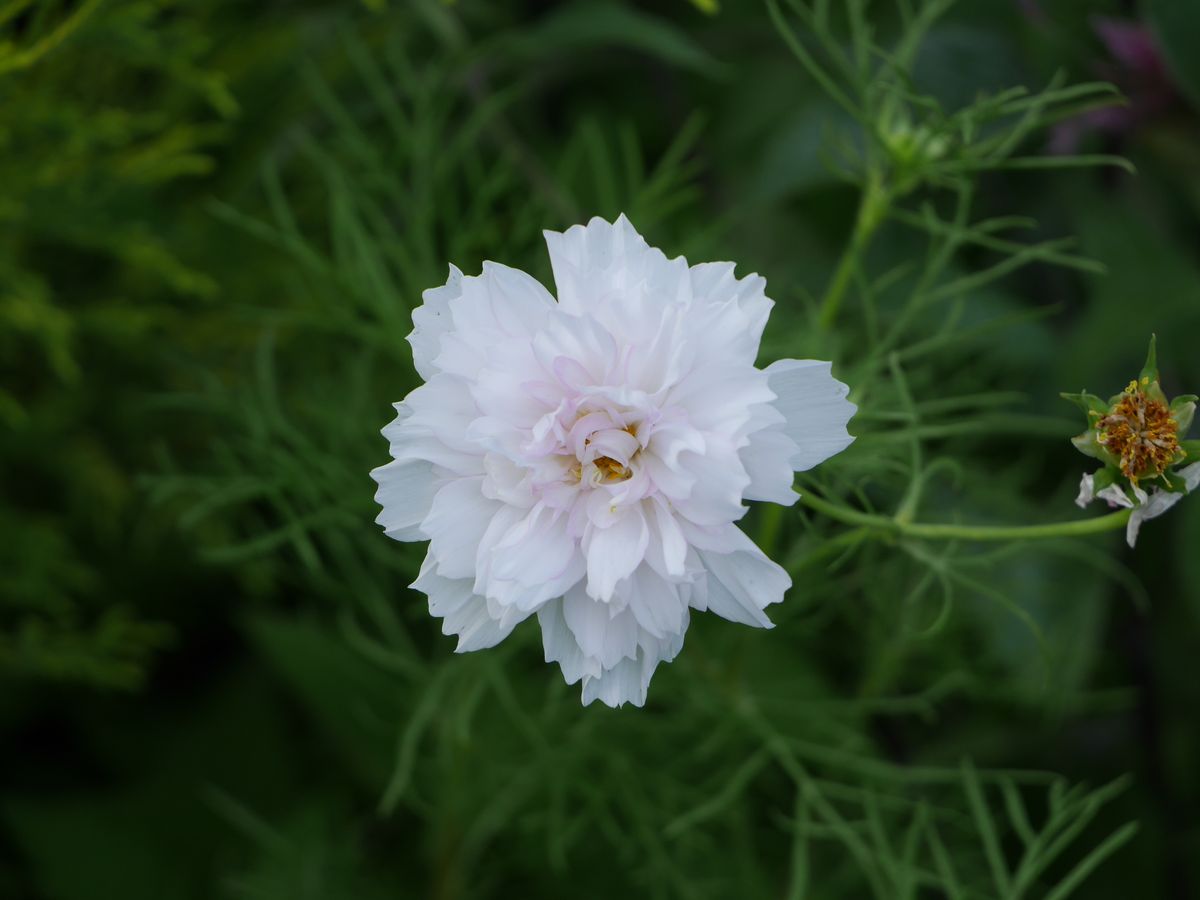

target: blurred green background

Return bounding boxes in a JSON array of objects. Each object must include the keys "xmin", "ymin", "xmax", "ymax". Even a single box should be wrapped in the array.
[{"xmin": 3, "ymin": 1, "xmax": 1200, "ymax": 897}]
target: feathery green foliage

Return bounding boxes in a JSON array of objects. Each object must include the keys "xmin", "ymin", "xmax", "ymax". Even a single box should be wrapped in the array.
[{"xmin": 5, "ymin": 1, "xmax": 1200, "ymax": 898}]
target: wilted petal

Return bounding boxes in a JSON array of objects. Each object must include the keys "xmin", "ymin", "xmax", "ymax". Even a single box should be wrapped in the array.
[
  {"xmin": 1075, "ymin": 473, "xmax": 1096, "ymax": 508},
  {"xmin": 1126, "ymin": 491, "xmax": 1185, "ymax": 547}
]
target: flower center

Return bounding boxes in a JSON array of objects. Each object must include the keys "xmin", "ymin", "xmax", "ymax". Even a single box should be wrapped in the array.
[
  {"xmin": 1096, "ymin": 382, "xmax": 1179, "ymax": 481},
  {"xmin": 593, "ymin": 455, "xmax": 631, "ymax": 483}
]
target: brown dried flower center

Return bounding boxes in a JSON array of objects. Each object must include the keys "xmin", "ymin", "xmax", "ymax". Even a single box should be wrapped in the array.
[{"xmin": 1096, "ymin": 383, "xmax": 1179, "ymax": 481}]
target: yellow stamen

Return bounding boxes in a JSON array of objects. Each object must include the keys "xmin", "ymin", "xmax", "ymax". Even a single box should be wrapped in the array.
[
  {"xmin": 1097, "ymin": 388, "xmax": 1179, "ymax": 482},
  {"xmin": 594, "ymin": 455, "xmax": 631, "ymax": 482}
]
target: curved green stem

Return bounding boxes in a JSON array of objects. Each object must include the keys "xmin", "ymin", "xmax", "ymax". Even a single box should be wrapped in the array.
[
  {"xmin": 798, "ymin": 491, "xmax": 1131, "ymax": 542},
  {"xmin": 817, "ymin": 170, "xmax": 890, "ymax": 330}
]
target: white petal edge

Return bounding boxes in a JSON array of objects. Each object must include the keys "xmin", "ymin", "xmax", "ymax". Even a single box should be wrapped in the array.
[
  {"xmin": 412, "ymin": 556, "xmax": 520, "ymax": 652},
  {"xmin": 766, "ymin": 358, "xmax": 856, "ymax": 472},
  {"xmin": 408, "ymin": 264, "xmax": 463, "ymax": 381},
  {"xmin": 371, "ymin": 457, "xmax": 440, "ymax": 541},
  {"xmin": 696, "ymin": 526, "xmax": 790, "ymax": 628}
]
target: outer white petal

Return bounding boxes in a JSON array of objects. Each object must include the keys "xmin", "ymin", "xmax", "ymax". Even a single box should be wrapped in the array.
[
  {"xmin": 432, "ymin": 262, "xmax": 557, "ymax": 380},
  {"xmin": 685, "ymin": 261, "xmax": 773, "ymax": 365},
  {"xmin": 739, "ymin": 399, "xmax": 802, "ymax": 506},
  {"xmin": 408, "ymin": 265, "xmax": 463, "ymax": 380},
  {"xmin": 766, "ymin": 359, "xmax": 856, "ymax": 471},
  {"xmin": 538, "ymin": 597, "xmax": 601, "ymax": 684},
  {"xmin": 581, "ymin": 653, "xmax": 648, "ymax": 708},
  {"xmin": 695, "ymin": 526, "xmax": 791, "ymax": 628},
  {"xmin": 579, "ymin": 621, "xmax": 688, "ymax": 708},
  {"xmin": 371, "ymin": 458, "xmax": 439, "ymax": 541},
  {"xmin": 390, "ymin": 377, "xmax": 485, "ymax": 476},
  {"xmin": 421, "ymin": 476, "xmax": 501, "ymax": 580},
  {"xmin": 741, "ymin": 428, "xmax": 801, "ymax": 506},
  {"xmin": 412, "ymin": 555, "xmax": 520, "ymax": 652},
  {"xmin": 542, "ymin": 214, "xmax": 691, "ymax": 338},
  {"xmin": 625, "ymin": 564, "xmax": 688, "ymax": 639},
  {"xmin": 562, "ymin": 583, "xmax": 639, "ymax": 670},
  {"xmin": 371, "ymin": 403, "xmax": 443, "ymax": 540}
]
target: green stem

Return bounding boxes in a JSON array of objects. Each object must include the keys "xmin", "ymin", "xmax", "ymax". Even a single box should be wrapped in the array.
[
  {"xmin": 798, "ymin": 491, "xmax": 1131, "ymax": 542},
  {"xmin": 817, "ymin": 170, "xmax": 889, "ymax": 330}
]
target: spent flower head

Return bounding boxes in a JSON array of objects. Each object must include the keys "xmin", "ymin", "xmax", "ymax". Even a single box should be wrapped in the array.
[
  {"xmin": 1065, "ymin": 336, "xmax": 1199, "ymax": 546},
  {"xmin": 371, "ymin": 216, "xmax": 856, "ymax": 707}
]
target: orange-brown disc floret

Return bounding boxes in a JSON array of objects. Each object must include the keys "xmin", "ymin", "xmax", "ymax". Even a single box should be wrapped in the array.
[{"xmin": 1096, "ymin": 382, "xmax": 1179, "ymax": 482}]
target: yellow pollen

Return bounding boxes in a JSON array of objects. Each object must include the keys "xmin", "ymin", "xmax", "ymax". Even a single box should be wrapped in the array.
[
  {"xmin": 594, "ymin": 455, "xmax": 631, "ymax": 482},
  {"xmin": 1096, "ymin": 388, "xmax": 1179, "ymax": 482}
]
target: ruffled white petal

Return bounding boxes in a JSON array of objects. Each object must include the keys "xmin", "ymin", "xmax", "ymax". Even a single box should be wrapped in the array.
[
  {"xmin": 538, "ymin": 596, "xmax": 601, "ymax": 684},
  {"xmin": 581, "ymin": 652, "xmax": 648, "ymax": 708},
  {"xmin": 580, "ymin": 622, "xmax": 687, "ymax": 708},
  {"xmin": 563, "ymin": 583, "xmax": 639, "ymax": 670},
  {"xmin": 370, "ymin": 458, "xmax": 440, "ymax": 541},
  {"xmin": 625, "ymin": 564, "xmax": 688, "ymax": 638},
  {"xmin": 669, "ymin": 437, "xmax": 749, "ymax": 527},
  {"xmin": 685, "ymin": 261, "xmax": 773, "ymax": 366},
  {"xmin": 766, "ymin": 359, "xmax": 856, "ymax": 472},
  {"xmin": 695, "ymin": 526, "xmax": 790, "ymax": 628},
  {"xmin": 433, "ymin": 262, "xmax": 557, "ymax": 381},
  {"xmin": 584, "ymin": 505, "xmax": 650, "ymax": 602},
  {"xmin": 413, "ymin": 556, "xmax": 520, "ymax": 652},
  {"xmin": 389, "ymin": 378, "xmax": 484, "ymax": 476},
  {"xmin": 421, "ymin": 476, "xmax": 500, "ymax": 580},
  {"xmin": 543, "ymin": 214, "xmax": 691, "ymax": 339},
  {"xmin": 408, "ymin": 265, "xmax": 463, "ymax": 380},
  {"xmin": 476, "ymin": 504, "xmax": 585, "ymax": 611}
]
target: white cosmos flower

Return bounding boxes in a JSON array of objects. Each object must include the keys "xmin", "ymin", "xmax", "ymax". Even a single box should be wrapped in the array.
[
  {"xmin": 371, "ymin": 215, "xmax": 856, "ymax": 707},
  {"xmin": 1076, "ymin": 462, "xmax": 1200, "ymax": 548}
]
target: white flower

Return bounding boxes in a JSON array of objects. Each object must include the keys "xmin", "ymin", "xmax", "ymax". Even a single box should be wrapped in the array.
[
  {"xmin": 1076, "ymin": 462, "xmax": 1200, "ymax": 547},
  {"xmin": 371, "ymin": 215, "xmax": 856, "ymax": 707}
]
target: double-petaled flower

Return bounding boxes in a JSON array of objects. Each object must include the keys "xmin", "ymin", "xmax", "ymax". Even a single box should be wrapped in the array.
[{"xmin": 372, "ymin": 216, "xmax": 856, "ymax": 706}]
